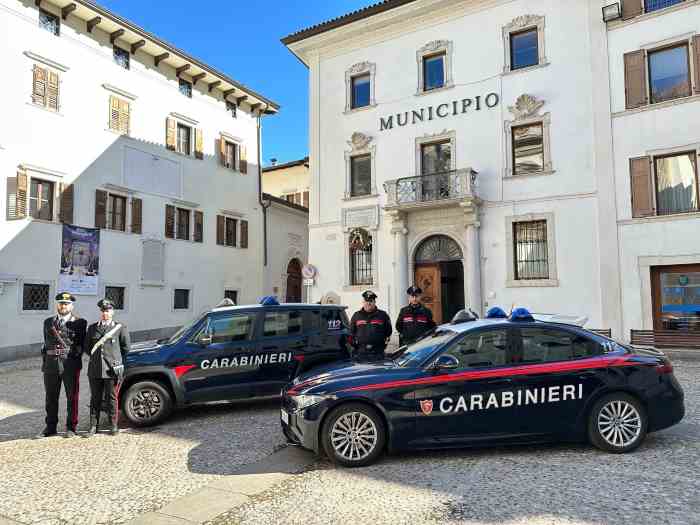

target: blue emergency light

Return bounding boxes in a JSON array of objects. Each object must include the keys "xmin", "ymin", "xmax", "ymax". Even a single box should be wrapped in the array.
[
  {"xmin": 485, "ymin": 306, "xmax": 508, "ymax": 319},
  {"xmin": 509, "ymin": 307, "xmax": 534, "ymax": 322},
  {"xmin": 259, "ymin": 296, "xmax": 280, "ymax": 306}
]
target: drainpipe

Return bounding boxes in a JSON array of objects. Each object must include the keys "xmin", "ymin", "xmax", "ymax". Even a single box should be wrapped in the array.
[{"xmin": 257, "ymin": 104, "xmax": 271, "ymax": 267}]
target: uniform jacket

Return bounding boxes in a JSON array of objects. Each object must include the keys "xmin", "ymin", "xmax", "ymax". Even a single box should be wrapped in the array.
[
  {"xmin": 84, "ymin": 321, "xmax": 130, "ymax": 379},
  {"xmin": 350, "ymin": 308, "xmax": 392, "ymax": 349},
  {"xmin": 395, "ymin": 303, "xmax": 436, "ymax": 345},
  {"xmin": 42, "ymin": 315, "xmax": 87, "ymax": 374}
]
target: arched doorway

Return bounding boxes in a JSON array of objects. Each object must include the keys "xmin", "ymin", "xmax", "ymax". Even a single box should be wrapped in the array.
[
  {"xmin": 286, "ymin": 258, "xmax": 303, "ymax": 303},
  {"xmin": 414, "ymin": 235, "xmax": 465, "ymax": 324}
]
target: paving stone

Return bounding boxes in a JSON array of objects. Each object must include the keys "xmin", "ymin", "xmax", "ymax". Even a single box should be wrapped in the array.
[{"xmin": 155, "ymin": 488, "xmax": 249, "ymax": 523}]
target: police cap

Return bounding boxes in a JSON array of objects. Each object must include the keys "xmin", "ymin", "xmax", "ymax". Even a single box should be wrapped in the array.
[
  {"xmin": 55, "ymin": 292, "xmax": 76, "ymax": 304},
  {"xmin": 362, "ymin": 290, "xmax": 377, "ymax": 302},
  {"xmin": 406, "ymin": 285, "xmax": 422, "ymax": 296},
  {"xmin": 97, "ymin": 298, "xmax": 114, "ymax": 311}
]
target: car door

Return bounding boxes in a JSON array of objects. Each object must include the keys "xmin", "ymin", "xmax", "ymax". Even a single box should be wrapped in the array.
[
  {"xmin": 180, "ymin": 311, "xmax": 258, "ymax": 403},
  {"xmin": 255, "ymin": 309, "xmax": 303, "ymax": 396},
  {"xmin": 412, "ymin": 327, "xmax": 520, "ymax": 445},
  {"xmin": 509, "ymin": 325, "xmax": 607, "ymax": 437}
]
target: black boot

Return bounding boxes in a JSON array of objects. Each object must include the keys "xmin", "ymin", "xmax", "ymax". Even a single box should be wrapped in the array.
[
  {"xmin": 109, "ymin": 424, "xmax": 118, "ymax": 436},
  {"xmin": 85, "ymin": 415, "xmax": 98, "ymax": 438},
  {"xmin": 36, "ymin": 426, "xmax": 57, "ymax": 438}
]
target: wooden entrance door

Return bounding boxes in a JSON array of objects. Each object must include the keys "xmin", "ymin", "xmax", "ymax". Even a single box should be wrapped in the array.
[
  {"xmin": 286, "ymin": 259, "xmax": 302, "ymax": 303},
  {"xmin": 415, "ymin": 264, "xmax": 442, "ymax": 324}
]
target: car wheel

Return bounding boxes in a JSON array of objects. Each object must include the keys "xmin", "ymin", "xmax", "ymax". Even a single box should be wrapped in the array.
[
  {"xmin": 588, "ymin": 392, "xmax": 647, "ymax": 453},
  {"xmin": 321, "ymin": 403, "xmax": 386, "ymax": 468},
  {"xmin": 122, "ymin": 380, "xmax": 173, "ymax": 427}
]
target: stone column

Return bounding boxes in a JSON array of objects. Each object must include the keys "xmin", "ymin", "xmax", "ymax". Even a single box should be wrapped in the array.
[
  {"xmin": 388, "ymin": 211, "xmax": 409, "ymax": 319},
  {"xmin": 460, "ymin": 199, "xmax": 482, "ymax": 316}
]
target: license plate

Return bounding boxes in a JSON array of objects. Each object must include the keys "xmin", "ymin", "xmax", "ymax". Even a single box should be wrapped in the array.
[{"xmin": 280, "ymin": 409, "xmax": 289, "ymax": 425}]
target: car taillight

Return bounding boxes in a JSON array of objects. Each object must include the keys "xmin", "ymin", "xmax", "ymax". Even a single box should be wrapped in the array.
[{"xmin": 656, "ymin": 362, "xmax": 673, "ymax": 375}]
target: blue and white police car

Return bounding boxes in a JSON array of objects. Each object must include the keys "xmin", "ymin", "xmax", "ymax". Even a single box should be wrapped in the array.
[{"xmin": 280, "ymin": 307, "xmax": 685, "ymax": 467}]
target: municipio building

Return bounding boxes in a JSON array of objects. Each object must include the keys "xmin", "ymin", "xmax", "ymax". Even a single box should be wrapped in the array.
[{"xmin": 283, "ymin": 0, "xmax": 700, "ymax": 342}]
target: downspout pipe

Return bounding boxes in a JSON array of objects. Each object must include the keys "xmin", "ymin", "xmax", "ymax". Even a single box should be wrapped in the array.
[{"xmin": 257, "ymin": 104, "xmax": 271, "ymax": 267}]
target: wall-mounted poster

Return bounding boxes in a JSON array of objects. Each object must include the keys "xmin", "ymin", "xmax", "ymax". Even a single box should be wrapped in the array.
[{"xmin": 58, "ymin": 224, "xmax": 100, "ymax": 295}]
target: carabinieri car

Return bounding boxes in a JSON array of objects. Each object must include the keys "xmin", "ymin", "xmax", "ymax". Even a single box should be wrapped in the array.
[{"xmin": 280, "ymin": 307, "xmax": 685, "ymax": 467}]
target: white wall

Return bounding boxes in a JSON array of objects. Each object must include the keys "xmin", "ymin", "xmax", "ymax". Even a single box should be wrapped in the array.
[{"xmin": 264, "ymin": 202, "xmax": 309, "ymax": 301}]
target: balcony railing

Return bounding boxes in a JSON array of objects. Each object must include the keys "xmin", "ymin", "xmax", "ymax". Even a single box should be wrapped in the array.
[{"xmin": 383, "ymin": 169, "xmax": 477, "ymax": 208}]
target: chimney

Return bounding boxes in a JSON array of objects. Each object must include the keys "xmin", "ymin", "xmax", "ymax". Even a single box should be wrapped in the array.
[{"xmin": 270, "ymin": 158, "xmax": 278, "ymax": 166}]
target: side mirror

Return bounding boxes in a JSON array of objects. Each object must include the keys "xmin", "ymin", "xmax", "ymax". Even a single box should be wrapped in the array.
[
  {"xmin": 197, "ymin": 334, "xmax": 212, "ymax": 347},
  {"xmin": 431, "ymin": 354, "xmax": 459, "ymax": 371}
]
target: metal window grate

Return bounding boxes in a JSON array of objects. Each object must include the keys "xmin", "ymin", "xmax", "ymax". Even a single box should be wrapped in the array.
[
  {"xmin": 174, "ymin": 289, "xmax": 189, "ymax": 310},
  {"xmin": 179, "ymin": 79, "xmax": 192, "ymax": 98},
  {"xmin": 513, "ymin": 220, "xmax": 549, "ymax": 280},
  {"xmin": 105, "ymin": 286, "xmax": 125, "ymax": 310},
  {"xmin": 349, "ymin": 228, "xmax": 373, "ymax": 285},
  {"xmin": 23, "ymin": 284, "xmax": 50, "ymax": 311},
  {"xmin": 645, "ymin": 0, "xmax": 683, "ymax": 12}
]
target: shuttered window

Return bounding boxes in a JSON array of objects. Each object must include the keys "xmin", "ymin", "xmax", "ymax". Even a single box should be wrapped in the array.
[
  {"xmin": 131, "ymin": 197, "xmax": 142, "ymax": 234},
  {"xmin": 220, "ymin": 138, "xmax": 237, "ymax": 170},
  {"xmin": 177, "ymin": 124, "xmax": 191, "ymax": 155},
  {"xmin": 303, "ymin": 191, "xmax": 309, "ymax": 209},
  {"xmin": 194, "ymin": 128, "xmax": 204, "ymax": 159},
  {"xmin": 621, "ymin": 0, "xmax": 643, "ymax": 18},
  {"xmin": 32, "ymin": 66, "xmax": 59, "ymax": 111},
  {"xmin": 176, "ymin": 208, "xmax": 190, "ymax": 240},
  {"xmin": 95, "ymin": 190, "xmax": 107, "ymax": 228},
  {"xmin": 29, "ymin": 179, "xmax": 54, "ymax": 221},
  {"xmin": 108, "ymin": 194, "xmax": 127, "ymax": 231},
  {"xmin": 648, "ymin": 44, "xmax": 690, "ymax": 104},
  {"xmin": 239, "ymin": 145, "xmax": 248, "ymax": 174},
  {"xmin": 59, "ymin": 183, "xmax": 74, "ymax": 224},
  {"xmin": 194, "ymin": 210, "xmax": 204, "ymax": 243},
  {"xmin": 225, "ymin": 217, "xmax": 237, "ymax": 247},
  {"xmin": 165, "ymin": 204, "xmax": 175, "ymax": 238},
  {"xmin": 240, "ymin": 220, "xmax": 248, "ymax": 249},
  {"xmin": 109, "ymin": 96, "xmax": 130, "ymax": 135}
]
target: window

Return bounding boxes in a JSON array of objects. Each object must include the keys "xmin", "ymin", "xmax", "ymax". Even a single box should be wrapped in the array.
[
  {"xmin": 445, "ymin": 329, "xmax": 509, "ymax": 368},
  {"xmin": 350, "ymin": 155, "xmax": 372, "ymax": 197},
  {"xmin": 179, "ymin": 78, "xmax": 192, "ymax": 98},
  {"xmin": 263, "ymin": 311, "xmax": 303, "ymax": 337},
  {"xmin": 224, "ymin": 140, "xmax": 237, "ymax": 169},
  {"xmin": 655, "ymin": 152, "xmax": 698, "ymax": 215},
  {"xmin": 351, "ymin": 74, "xmax": 370, "ymax": 109},
  {"xmin": 510, "ymin": 29, "xmax": 538, "ymax": 70},
  {"xmin": 39, "ymin": 9, "xmax": 59, "ymax": 35},
  {"xmin": 176, "ymin": 208, "xmax": 190, "ymax": 240},
  {"xmin": 225, "ymin": 217, "xmax": 237, "ymax": 246},
  {"xmin": 108, "ymin": 194, "xmax": 127, "ymax": 231},
  {"xmin": 644, "ymin": 0, "xmax": 684, "ymax": 13},
  {"xmin": 113, "ymin": 46, "xmax": 130, "ymax": 70},
  {"xmin": 349, "ymin": 228, "xmax": 373, "ymax": 285},
  {"xmin": 512, "ymin": 123, "xmax": 544, "ymax": 175},
  {"xmin": 105, "ymin": 286, "xmax": 125, "ymax": 310},
  {"xmin": 648, "ymin": 44, "xmax": 690, "ymax": 104},
  {"xmin": 513, "ymin": 220, "xmax": 549, "ymax": 280},
  {"xmin": 515, "ymin": 328, "xmax": 600, "ymax": 364},
  {"xmin": 177, "ymin": 123, "xmax": 191, "ymax": 155},
  {"xmin": 322, "ymin": 309, "xmax": 348, "ymax": 331},
  {"xmin": 29, "ymin": 178, "xmax": 54, "ymax": 221},
  {"xmin": 109, "ymin": 96, "xmax": 130, "ymax": 135},
  {"xmin": 422, "ymin": 53, "xmax": 445, "ymax": 91},
  {"xmin": 303, "ymin": 191, "xmax": 309, "ymax": 208},
  {"xmin": 224, "ymin": 289, "xmax": 238, "ymax": 304},
  {"xmin": 23, "ymin": 283, "xmax": 50, "ymax": 311},
  {"xmin": 31, "ymin": 66, "xmax": 59, "ymax": 111},
  {"xmin": 209, "ymin": 314, "xmax": 253, "ymax": 343},
  {"xmin": 174, "ymin": 289, "xmax": 190, "ymax": 310},
  {"xmin": 421, "ymin": 141, "xmax": 452, "ymax": 175},
  {"xmin": 226, "ymin": 100, "xmax": 237, "ymax": 118},
  {"xmin": 240, "ymin": 220, "xmax": 248, "ymax": 249}
]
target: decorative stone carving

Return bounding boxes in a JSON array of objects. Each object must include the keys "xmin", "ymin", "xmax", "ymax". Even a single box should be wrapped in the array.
[
  {"xmin": 418, "ymin": 40, "xmax": 450, "ymax": 54},
  {"xmin": 416, "ymin": 40, "xmax": 454, "ymax": 95},
  {"xmin": 347, "ymin": 61, "xmax": 373, "ymax": 75},
  {"xmin": 505, "ymin": 14, "xmax": 542, "ymax": 31},
  {"xmin": 345, "ymin": 61, "xmax": 376, "ymax": 112},
  {"xmin": 508, "ymin": 94, "xmax": 545, "ymax": 121},
  {"xmin": 347, "ymin": 132, "xmax": 373, "ymax": 152}
]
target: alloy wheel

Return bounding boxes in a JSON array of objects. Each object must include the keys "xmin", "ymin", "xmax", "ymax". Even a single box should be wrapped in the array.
[
  {"xmin": 130, "ymin": 388, "xmax": 163, "ymax": 421},
  {"xmin": 597, "ymin": 399, "xmax": 642, "ymax": 448},
  {"xmin": 330, "ymin": 411, "xmax": 378, "ymax": 461}
]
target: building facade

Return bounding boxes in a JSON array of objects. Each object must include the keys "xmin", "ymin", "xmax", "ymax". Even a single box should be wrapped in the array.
[
  {"xmin": 284, "ymin": 0, "xmax": 700, "ymax": 338},
  {"xmin": 0, "ymin": 0, "xmax": 278, "ymax": 360},
  {"xmin": 262, "ymin": 157, "xmax": 310, "ymax": 206}
]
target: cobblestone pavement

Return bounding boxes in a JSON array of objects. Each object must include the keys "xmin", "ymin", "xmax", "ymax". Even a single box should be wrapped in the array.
[
  {"xmin": 0, "ymin": 358, "xmax": 285, "ymax": 525},
  {"xmin": 209, "ymin": 359, "xmax": 700, "ymax": 525}
]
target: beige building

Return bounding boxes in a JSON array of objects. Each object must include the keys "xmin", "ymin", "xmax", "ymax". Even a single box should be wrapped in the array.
[{"xmin": 262, "ymin": 157, "xmax": 310, "ymax": 207}]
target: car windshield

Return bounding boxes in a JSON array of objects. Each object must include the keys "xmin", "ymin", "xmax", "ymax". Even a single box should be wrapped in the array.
[
  {"xmin": 164, "ymin": 313, "xmax": 207, "ymax": 344},
  {"xmin": 394, "ymin": 330, "xmax": 457, "ymax": 367}
]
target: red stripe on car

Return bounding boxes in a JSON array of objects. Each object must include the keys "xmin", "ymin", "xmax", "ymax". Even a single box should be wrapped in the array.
[{"xmin": 174, "ymin": 364, "xmax": 196, "ymax": 378}]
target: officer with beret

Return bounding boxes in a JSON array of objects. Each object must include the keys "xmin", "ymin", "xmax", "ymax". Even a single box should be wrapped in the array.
[
  {"xmin": 396, "ymin": 286, "xmax": 436, "ymax": 347},
  {"xmin": 349, "ymin": 290, "xmax": 392, "ymax": 362},
  {"xmin": 84, "ymin": 299, "xmax": 130, "ymax": 436},
  {"xmin": 38, "ymin": 292, "xmax": 87, "ymax": 438}
]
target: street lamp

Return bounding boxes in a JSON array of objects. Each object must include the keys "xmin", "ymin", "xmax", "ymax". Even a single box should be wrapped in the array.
[{"xmin": 602, "ymin": 3, "xmax": 622, "ymax": 22}]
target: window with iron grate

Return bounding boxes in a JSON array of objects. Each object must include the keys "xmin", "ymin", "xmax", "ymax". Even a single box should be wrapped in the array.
[
  {"xmin": 513, "ymin": 220, "xmax": 549, "ymax": 280},
  {"xmin": 23, "ymin": 284, "xmax": 50, "ymax": 311},
  {"xmin": 105, "ymin": 286, "xmax": 125, "ymax": 310}
]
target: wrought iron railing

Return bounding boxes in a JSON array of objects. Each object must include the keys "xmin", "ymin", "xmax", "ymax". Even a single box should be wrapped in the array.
[{"xmin": 383, "ymin": 169, "xmax": 476, "ymax": 208}]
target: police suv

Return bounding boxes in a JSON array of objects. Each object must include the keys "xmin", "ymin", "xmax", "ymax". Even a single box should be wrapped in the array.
[
  {"xmin": 281, "ymin": 307, "xmax": 685, "ymax": 467},
  {"xmin": 122, "ymin": 298, "xmax": 350, "ymax": 426}
]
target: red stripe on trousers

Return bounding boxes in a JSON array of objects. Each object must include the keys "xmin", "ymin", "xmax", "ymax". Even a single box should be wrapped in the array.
[{"xmin": 71, "ymin": 369, "xmax": 80, "ymax": 430}]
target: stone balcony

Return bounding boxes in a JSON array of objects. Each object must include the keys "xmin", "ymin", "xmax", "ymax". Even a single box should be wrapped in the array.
[{"xmin": 383, "ymin": 168, "xmax": 478, "ymax": 211}]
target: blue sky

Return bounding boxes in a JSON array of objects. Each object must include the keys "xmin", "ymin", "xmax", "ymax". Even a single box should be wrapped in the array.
[{"xmin": 98, "ymin": 0, "xmax": 377, "ymax": 166}]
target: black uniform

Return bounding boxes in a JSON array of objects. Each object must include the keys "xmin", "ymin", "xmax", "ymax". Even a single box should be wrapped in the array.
[
  {"xmin": 395, "ymin": 303, "xmax": 436, "ymax": 346},
  {"xmin": 42, "ymin": 315, "xmax": 87, "ymax": 432},
  {"xmin": 349, "ymin": 308, "xmax": 392, "ymax": 361},
  {"xmin": 84, "ymin": 321, "xmax": 130, "ymax": 427}
]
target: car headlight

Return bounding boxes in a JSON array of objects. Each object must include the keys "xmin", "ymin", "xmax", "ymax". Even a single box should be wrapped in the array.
[{"xmin": 293, "ymin": 394, "xmax": 326, "ymax": 411}]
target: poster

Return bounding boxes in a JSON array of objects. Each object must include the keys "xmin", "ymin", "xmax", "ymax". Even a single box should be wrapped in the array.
[{"xmin": 58, "ymin": 224, "xmax": 100, "ymax": 295}]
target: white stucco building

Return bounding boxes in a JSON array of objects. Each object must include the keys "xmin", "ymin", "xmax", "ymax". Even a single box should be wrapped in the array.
[
  {"xmin": 284, "ymin": 0, "xmax": 700, "ymax": 340},
  {"xmin": 0, "ymin": 0, "xmax": 278, "ymax": 360}
]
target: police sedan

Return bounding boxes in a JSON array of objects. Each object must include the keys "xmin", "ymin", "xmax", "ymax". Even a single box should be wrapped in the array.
[{"xmin": 280, "ymin": 307, "xmax": 685, "ymax": 467}]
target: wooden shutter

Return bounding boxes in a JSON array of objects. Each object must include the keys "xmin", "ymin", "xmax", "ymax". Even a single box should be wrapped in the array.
[
  {"xmin": 165, "ymin": 118, "xmax": 176, "ymax": 150},
  {"xmin": 32, "ymin": 66, "xmax": 47, "ymax": 106},
  {"xmin": 8, "ymin": 169, "xmax": 28, "ymax": 220},
  {"xmin": 239, "ymin": 145, "xmax": 247, "ymax": 174},
  {"xmin": 95, "ymin": 189, "xmax": 107, "ymax": 228},
  {"xmin": 194, "ymin": 210, "xmax": 203, "ymax": 243},
  {"xmin": 165, "ymin": 204, "xmax": 175, "ymax": 238},
  {"xmin": 194, "ymin": 128, "xmax": 204, "ymax": 159},
  {"xmin": 119, "ymin": 99, "xmax": 130, "ymax": 134},
  {"xmin": 621, "ymin": 0, "xmax": 643, "ymax": 19},
  {"xmin": 59, "ymin": 183, "xmax": 74, "ymax": 224},
  {"xmin": 624, "ymin": 50, "xmax": 647, "ymax": 109},
  {"xmin": 630, "ymin": 156, "xmax": 655, "ymax": 218},
  {"xmin": 109, "ymin": 95, "xmax": 119, "ymax": 131},
  {"xmin": 47, "ymin": 71, "xmax": 59, "ymax": 111},
  {"xmin": 131, "ymin": 197, "xmax": 143, "ymax": 234},
  {"xmin": 219, "ymin": 135, "xmax": 226, "ymax": 166},
  {"xmin": 693, "ymin": 35, "xmax": 700, "ymax": 94},
  {"xmin": 216, "ymin": 215, "xmax": 225, "ymax": 245},
  {"xmin": 240, "ymin": 220, "xmax": 248, "ymax": 249}
]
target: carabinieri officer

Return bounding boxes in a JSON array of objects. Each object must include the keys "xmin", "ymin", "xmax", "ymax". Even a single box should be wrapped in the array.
[
  {"xmin": 84, "ymin": 299, "xmax": 130, "ymax": 436},
  {"xmin": 395, "ymin": 285, "xmax": 436, "ymax": 346},
  {"xmin": 349, "ymin": 290, "xmax": 392, "ymax": 362},
  {"xmin": 38, "ymin": 292, "xmax": 87, "ymax": 438}
]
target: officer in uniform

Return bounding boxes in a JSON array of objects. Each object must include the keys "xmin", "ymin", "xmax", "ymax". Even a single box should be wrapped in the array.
[
  {"xmin": 349, "ymin": 290, "xmax": 392, "ymax": 362},
  {"xmin": 395, "ymin": 286, "xmax": 436, "ymax": 346},
  {"xmin": 84, "ymin": 299, "xmax": 130, "ymax": 436},
  {"xmin": 38, "ymin": 292, "xmax": 87, "ymax": 438}
]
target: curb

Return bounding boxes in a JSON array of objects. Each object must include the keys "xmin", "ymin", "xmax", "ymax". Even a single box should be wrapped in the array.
[
  {"xmin": 665, "ymin": 349, "xmax": 700, "ymax": 362},
  {"xmin": 128, "ymin": 446, "xmax": 315, "ymax": 524}
]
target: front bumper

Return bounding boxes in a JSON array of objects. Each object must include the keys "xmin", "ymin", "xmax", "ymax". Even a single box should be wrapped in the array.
[{"xmin": 280, "ymin": 396, "xmax": 323, "ymax": 453}]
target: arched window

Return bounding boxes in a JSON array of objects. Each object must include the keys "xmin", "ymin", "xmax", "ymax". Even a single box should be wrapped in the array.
[{"xmin": 349, "ymin": 228, "xmax": 373, "ymax": 285}]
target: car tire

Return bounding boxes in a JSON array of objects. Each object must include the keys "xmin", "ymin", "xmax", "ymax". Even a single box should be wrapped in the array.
[
  {"xmin": 122, "ymin": 380, "xmax": 173, "ymax": 427},
  {"xmin": 321, "ymin": 403, "xmax": 386, "ymax": 468},
  {"xmin": 588, "ymin": 392, "xmax": 647, "ymax": 453}
]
